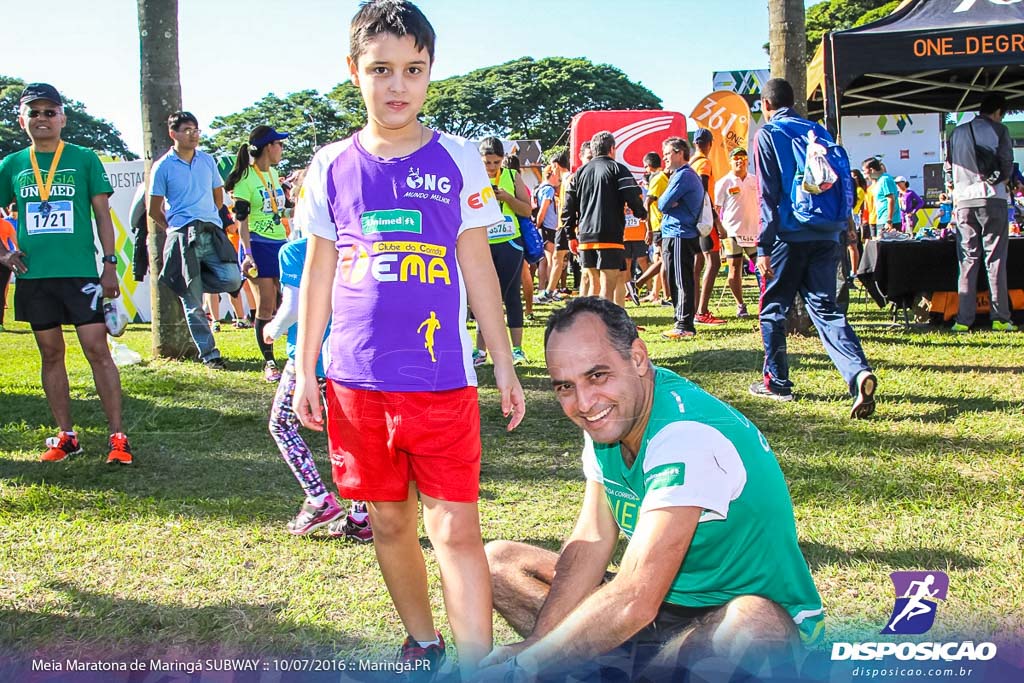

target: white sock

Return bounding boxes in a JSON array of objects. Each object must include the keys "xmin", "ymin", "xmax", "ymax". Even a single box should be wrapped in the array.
[
  {"xmin": 307, "ymin": 493, "xmax": 328, "ymax": 506},
  {"xmin": 416, "ymin": 637, "xmax": 440, "ymax": 648},
  {"xmin": 65, "ymin": 430, "xmax": 77, "ymax": 437}
]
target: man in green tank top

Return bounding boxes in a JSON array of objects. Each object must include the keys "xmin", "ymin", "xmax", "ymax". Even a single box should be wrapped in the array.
[{"xmin": 480, "ymin": 296, "xmax": 823, "ymax": 680}]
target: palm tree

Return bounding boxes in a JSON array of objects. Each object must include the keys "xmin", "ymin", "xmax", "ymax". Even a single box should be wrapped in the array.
[
  {"xmin": 137, "ymin": 0, "xmax": 193, "ymax": 358},
  {"xmin": 768, "ymin": 0, "xmax": 808, "ymax": 116}
]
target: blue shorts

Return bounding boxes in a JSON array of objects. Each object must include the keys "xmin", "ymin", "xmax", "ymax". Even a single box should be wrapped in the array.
[{"xmin": 241, "ymin": 233, "xmax": 285, "ymax": 279}]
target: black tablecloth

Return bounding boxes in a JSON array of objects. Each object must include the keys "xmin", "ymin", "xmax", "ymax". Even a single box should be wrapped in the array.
[{"xmin": 857, "ymin": 238, "xmax": 1024, "ymax": 308}]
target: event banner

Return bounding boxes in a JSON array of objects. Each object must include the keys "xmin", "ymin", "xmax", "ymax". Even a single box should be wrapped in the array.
[
  {"xmin": 569, "ymin": 110, "xmax": 687, "ymax": 179},
  {"xmin": 102, "ymin": 160, "xmax": 151, "ymax": 323},
  {"xmin": 690, "ymin": 91, "xmax": 751, "ymax": 183}
]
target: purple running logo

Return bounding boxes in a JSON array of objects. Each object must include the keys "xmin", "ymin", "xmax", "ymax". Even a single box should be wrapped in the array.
[{"xmin": 882, "ymin": 571, "xmax": 949, "ymax": 635}]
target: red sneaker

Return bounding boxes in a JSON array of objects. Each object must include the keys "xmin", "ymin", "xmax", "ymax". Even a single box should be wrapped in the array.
[
  {"xmin": 695, "ymin": 312, "xmax": 727, "ymax": 325},
  {"xmin": 106, "ymin": 433, "xmax": 133, "ymax": 465},
  {"xmin": 41, "ymin": 431, "xmax": 83, "ymax": 462}
]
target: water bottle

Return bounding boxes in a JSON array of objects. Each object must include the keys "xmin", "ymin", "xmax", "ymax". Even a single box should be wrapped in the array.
[{"xmin": 103, "ymin": 298, "xmax": 128, "ymax": 337}]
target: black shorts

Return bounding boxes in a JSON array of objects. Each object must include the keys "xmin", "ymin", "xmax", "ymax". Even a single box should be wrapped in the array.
[
  {"xmin": 553, "ymin": 228, "xmax": 571, "ymax": 252},
  {"xmin": 581, "ymin": 247, "xmax": 626, "ymax": 271},
  {"xmin": 624, "ymin": 240, "xmax": 649, "ymax": 260},
  {"xmin": 15, "ymin": 277, "xmax": 105, "ymax": 331},
  {"xmin": 541, "ymin": 227, "xmax": 557, "ymax": 245}
]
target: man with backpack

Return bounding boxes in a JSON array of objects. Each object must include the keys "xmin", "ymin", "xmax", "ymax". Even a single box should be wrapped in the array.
[
  {"xmin": 751, "ymin": 78, "xmax": 877, "ymax": 419},
  {"xmin": 948, "ymin": 93, "xmax": 1017, "ymax": 332}
]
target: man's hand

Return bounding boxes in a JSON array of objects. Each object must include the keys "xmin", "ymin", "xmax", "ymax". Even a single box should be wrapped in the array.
[
  {"xmin": 0, "ymin": 249, "xmax": 27, "ymax": 275},
  {"xmin": 263, "ymin": 329, "xmax": 275, "ymax": 345},
  {"xmin": 644, "ymin": 228, "xmax": 653, "ymax": 246},
  {"xmin": 493, "ymin": 361, "xmax": 526, "ymax": 431},
  {"xmin": 100, "ymin": 264, "xmax": 120, "ymax": 299},
  {"xmin": 292, "ymin": 371, "xmax": 324, "ymax": 431},
  {"xmin": 757, "ymin": 255, "xmax": 774, "ymax": 282}
]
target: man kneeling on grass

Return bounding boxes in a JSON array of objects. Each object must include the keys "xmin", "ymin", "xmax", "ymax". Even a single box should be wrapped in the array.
[{"xmin": 479, "ymin": 296, "xmax": 824, "ymax": 681}]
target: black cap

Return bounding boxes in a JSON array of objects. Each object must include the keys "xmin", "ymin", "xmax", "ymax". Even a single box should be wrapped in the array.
[{"xmin": 20, "ymin": 83, "xmax": 63, "ymax": 107}]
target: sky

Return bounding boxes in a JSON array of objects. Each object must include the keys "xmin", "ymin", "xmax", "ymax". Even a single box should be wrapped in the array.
[{"xmin": 3, "ymin": 0, "xmax": 820, "ymax": 156}]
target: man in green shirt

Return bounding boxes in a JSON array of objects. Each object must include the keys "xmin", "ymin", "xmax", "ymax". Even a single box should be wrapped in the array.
[
  {"xmin": 0, "ymin": 83, "xmax": 133, "ymax": 465},
  {"xmin": 480, "ymin": 297, "xmax": 822, "ymax": 680}
]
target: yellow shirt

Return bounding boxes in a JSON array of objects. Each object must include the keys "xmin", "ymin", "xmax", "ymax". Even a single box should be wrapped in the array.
[{"xmin": 647, "ymin": 171, "xmax": 669, "ymax": 232}]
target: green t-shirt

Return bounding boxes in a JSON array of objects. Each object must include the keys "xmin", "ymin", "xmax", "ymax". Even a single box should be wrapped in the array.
[
  {"xmin": 0, "ymin": 143, "xmax": 113, "ymax": 279},
  {"xmin": 583, "ymin": 366, "xmax": 824, "ymax": 644},
  {"xmin": 230, "ymin": 166, "xmax": 287, "ymax": 241}
]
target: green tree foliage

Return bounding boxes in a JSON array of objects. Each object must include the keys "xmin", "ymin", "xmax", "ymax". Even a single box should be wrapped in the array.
[
  {"xmin": 804, "ymin": 0, "xmax": 896, "ymax": 58},
  {"xmin": 420, "ymin": 57, "xmax": 661, "ymax": 148},
  {"xmin": 205, "ymin": 90, "xmax": 362, "ymax": 174},
  {"xmin": 1, "ymin": 76, "xmax": 137, "ymax": 159}
]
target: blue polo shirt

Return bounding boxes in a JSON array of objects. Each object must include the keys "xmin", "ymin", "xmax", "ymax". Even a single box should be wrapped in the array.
[{"xmin": 149, "ymin": 147, "xmax": 223, "ymax": 229}]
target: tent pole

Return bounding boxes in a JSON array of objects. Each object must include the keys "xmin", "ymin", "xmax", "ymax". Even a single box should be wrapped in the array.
[{"xmin": 955, "ymin": 68, "xmax": 985, "ymax": 112}]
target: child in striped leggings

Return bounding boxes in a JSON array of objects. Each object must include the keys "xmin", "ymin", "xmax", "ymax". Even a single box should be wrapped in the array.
[{"xmin": 264, "ymin": 235, "xmax": 371, "ymax": 539}]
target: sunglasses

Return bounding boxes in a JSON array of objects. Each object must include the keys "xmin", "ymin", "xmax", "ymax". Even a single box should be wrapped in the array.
[{"xmin": 26, "ymin": 109, "xmax": 60, "ymax": 119}]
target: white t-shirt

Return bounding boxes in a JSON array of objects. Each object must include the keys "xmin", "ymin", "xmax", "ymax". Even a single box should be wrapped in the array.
[{"xmin": 714, "ymin": 172, "xmax": 759, "ymax": 245}]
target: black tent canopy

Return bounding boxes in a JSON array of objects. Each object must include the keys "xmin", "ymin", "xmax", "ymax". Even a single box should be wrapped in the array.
[{"xmin": 807, "ymin": 0, "xmax": 1024, "ymax": 135}]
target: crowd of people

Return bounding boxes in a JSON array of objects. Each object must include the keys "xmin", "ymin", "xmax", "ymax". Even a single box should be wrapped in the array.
[{"xmin": 0, "ymin": 0, "xmax": 1020, "ymax": 679}]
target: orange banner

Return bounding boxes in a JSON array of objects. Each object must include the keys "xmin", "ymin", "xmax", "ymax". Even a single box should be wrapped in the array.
[{"xmin": 689, "ymin": 92, "xmax": 752, "ymax": 183}]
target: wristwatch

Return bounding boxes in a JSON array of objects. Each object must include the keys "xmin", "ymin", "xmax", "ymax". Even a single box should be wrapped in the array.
[{"xmin": 102, "ymin": 254, "xmax": 118, "ymax": 265}]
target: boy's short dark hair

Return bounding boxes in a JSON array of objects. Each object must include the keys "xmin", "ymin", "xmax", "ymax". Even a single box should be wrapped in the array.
[
  {"xmin": 553, "ymin": 150, "xmax": 570, "ymax": 170},
  {"xmin": 350, "ymin": 0, "xmax": 436, "ymax": 65},
  {"xmin": 167, "ymin": 111, "xmax": 199, "ymax": 131},
  {"xmin": 643, "ymin": 152, "xmax": 662, "ymax": 168},
  {"xmin": 762, "ymin": 78, "xmax": 795, "ymax": 110}
]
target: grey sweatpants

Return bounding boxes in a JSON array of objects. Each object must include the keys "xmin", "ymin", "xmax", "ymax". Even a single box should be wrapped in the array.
[{"xmin": 956, "ymin": 203, "xmax": 1010, "ymax": 326}]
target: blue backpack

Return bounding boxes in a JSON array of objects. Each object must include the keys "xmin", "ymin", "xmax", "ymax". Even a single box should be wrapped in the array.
[{"xmin": 782, "ymin": 120, "xmax": 855, "ymax": 232}]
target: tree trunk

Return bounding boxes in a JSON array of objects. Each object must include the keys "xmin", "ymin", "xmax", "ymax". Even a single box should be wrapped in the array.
[
  {"xmin": 768, "ymin": 0, "xmax": 807, "ymax": 116},
  {"xmin": 137, "ymin": 0, "xmax": 194, "ymax": 359}
]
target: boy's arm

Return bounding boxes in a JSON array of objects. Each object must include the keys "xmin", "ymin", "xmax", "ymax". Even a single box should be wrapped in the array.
[
  {"xmin": 264, "ymin": 284, "xmax": 299, "ymax": 342},
  {"xmin": 457, "ymin": 227, "xmax": 525, "ymax": 430},
  {"xmin": 294, "ymin": 235, "xmax": 337, "ymax": 430}
]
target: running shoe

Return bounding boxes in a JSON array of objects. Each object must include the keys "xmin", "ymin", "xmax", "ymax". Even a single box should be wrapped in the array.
[
  {"xmin": 232, "ymin": 318, "xmax": 252, "ymax": 329},
  {"xmin": 264, "ymin": 360, "xmax": 282, "ymax": 383},
  {"xmin": 212, "ymin": 321, "xmax": 221, "ymax": 332},
  {"xmin": 695, "ymin": 312, "xmax": 727, "ymax": 325},
  {"xmin": 472, "ymin": 349, "xmax": 487, "ymax": 367},
  {"xmin": 992, "ymin": 320, "xmax": 1019, "ymax": 332},
  {"xmin": 287, "ymin": 494, "xmax": 344, "ymax": 536},
  {"xmin": 850, "ymin": 371, "xmax": 877, "ymax": 420},
  {"xmin": 525, "ymin": 312, "xmax": 535, "ymax": 322},
  {"xmin": 749, "ymin": 381, "xmax": 794, "ymax": 402},
  {"xmin": 328, "ymin": 502, "xmax": 374, "ymax": 542},
  {"xmin": 660, "ymin": 300, "xmax": 675, "ymax": 307},
  {"xmin": 625, "ymin": 281, "xmax": 641, "ymax": 306},
  {"xmin": 661, "ymin": 328, "xmax": 695, "ymax": 340},
  {"xmin": 398, "ymin": 631, "xmax": 446, "ymax": 682},
  {"xmin": 951, "ymin": 323, "xmax": 970, "ymax": 333},
  {"xmin": 106, "ymin": 432, "xmax": 133, "ymax": 465},
  {"xmin": 535, "ymin": 290, "xmax": 553, "ymax": 304},
  {"xmin": 204, "ymin": 357, "xmax": 227, "ymax": 370},
  {"xmin": 512, "ymin": 347, "xmax": 528, "ymax": 365},
  {"xmin": 40, "ymin": 431, "xmax": 83, "ymax": 462},
  {"xmin": 736, "ymin": 304, "xmax": 750, "ymax": 319}
]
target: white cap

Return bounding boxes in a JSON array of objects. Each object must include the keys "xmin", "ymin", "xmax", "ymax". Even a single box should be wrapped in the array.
[{"xmin": 894, "ymin": 175, "xmax": 908, "ymax": 184}]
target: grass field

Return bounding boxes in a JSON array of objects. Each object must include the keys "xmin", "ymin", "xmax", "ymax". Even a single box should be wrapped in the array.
[{"xmin": 1, "ymin": 281, "xmax": 1022, "ymax": 665}]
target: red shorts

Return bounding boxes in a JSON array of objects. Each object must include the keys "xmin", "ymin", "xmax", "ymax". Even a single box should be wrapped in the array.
[{"xmin": 325, "ymin": 383, "xmax": 482, "ymax": 502}]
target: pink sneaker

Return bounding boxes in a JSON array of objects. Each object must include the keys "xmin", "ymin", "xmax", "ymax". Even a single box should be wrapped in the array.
[
  {"xmin": 287, "ymin": 494, "xmax": 344, "ymax": 535},
  {"xmin": 328, "ymin": 502, "xmax": 373, "ymax": 542}
]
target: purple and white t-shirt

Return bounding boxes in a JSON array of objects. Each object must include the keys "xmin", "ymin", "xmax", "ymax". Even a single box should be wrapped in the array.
[{"xmin": 298, "ymin": 130, "xmax": 503, "ymax": 392}]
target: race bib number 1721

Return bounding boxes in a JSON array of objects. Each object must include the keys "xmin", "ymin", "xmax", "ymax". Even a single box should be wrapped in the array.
[{"xmin": 25, "ymin": 201, "xmax": 74, "ymax": 235}]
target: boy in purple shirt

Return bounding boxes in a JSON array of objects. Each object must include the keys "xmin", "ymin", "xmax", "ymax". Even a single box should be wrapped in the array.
[{"xmin": 293, "ymin": 1, "xmax": 525, "ymax": 676}]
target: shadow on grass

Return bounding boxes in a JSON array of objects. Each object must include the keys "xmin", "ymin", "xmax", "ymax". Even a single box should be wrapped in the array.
[
  {"xmin": 0, "ymin": 581, "xmax": 372, "ymax": 657},
  {"xmin": 800, "ymin": 542, "xmax": 982, "ymax": 571}
]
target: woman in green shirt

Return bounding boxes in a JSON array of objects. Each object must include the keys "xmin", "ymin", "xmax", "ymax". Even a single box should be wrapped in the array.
[{"xmin": 225, "ymin": 125, "xmax": 290, "ymax": 382}]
